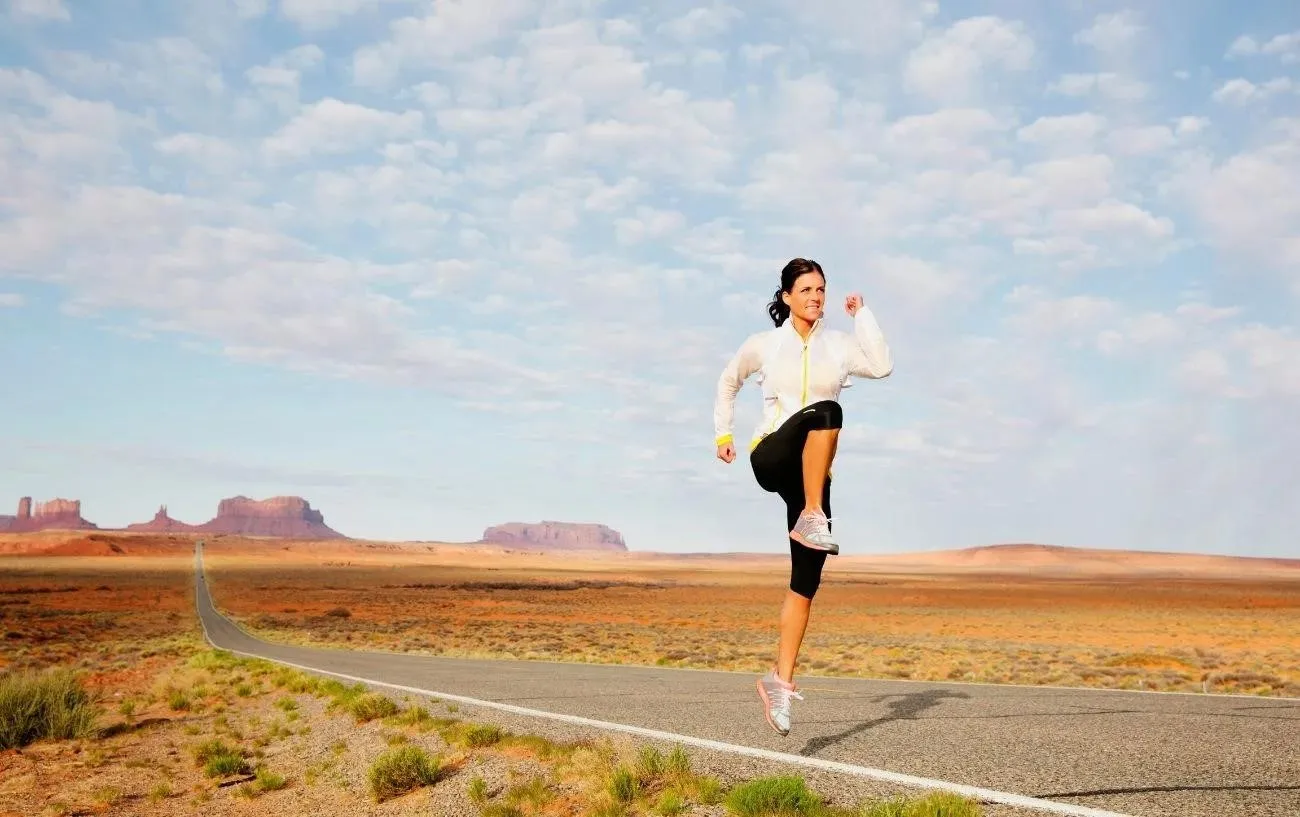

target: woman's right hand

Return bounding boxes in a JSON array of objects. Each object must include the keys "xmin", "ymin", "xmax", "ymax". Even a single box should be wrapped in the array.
[{"xmin": 717, "ymin": 442, "xmax": 736, "ymax": 463}]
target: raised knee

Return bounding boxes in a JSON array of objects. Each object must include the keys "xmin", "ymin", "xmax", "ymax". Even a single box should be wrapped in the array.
[
  {"xmin": 805, "ymin": 399, "xmax": 842, "ymax": 430},
  {"xmin": 790, "ymin": 575, "xmax": 820, "ymax": 599}
]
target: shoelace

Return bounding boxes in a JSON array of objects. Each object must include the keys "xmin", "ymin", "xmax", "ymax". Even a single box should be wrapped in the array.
[
  {"xmin": 772, "ymin": 685, "xmax": 804, "ymax": 711},
  {"xmin": 800, "ymin": 513, "xmax": 834, "ymax": 533}
]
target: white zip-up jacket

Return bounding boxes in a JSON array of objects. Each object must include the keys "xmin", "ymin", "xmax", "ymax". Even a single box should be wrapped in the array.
[{"xmin": 714, "ymin": 305, "xmax": 893, "ymax": 451}]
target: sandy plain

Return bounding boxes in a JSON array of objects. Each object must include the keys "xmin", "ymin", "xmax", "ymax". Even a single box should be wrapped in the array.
[
  {"xmin": 194, "ymin": 535, "xmax": 1300, "ymax": 699},
  {"xmin": 1, "ymin": 531, "xmax": 1298, "ymax": 817}
]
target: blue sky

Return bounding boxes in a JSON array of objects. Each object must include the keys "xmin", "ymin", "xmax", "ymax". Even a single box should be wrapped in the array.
[{"xmin": 1, "ymin": 0, "xmax": 1297, "ymax": 558}]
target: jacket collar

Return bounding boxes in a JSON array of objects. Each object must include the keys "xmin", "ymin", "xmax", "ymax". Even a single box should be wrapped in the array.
[{"xmin": 786, "ymin": 316, "xmax": 823, "ymax": 343}]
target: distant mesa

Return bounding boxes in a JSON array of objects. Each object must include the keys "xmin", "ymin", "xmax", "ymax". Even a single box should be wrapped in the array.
[
  {"xmin": 0, "ymin": 493, "xmax": 344, "ymax": 540},
  {"xmin": 128, "ymin": 495, "xmax": 346, "ymax": 539},
  {"xmin": 478, "ymin": 520, "xmax": 628, "ymax": 552},
  {"xmin": 0, "ymin": 496, "xmax": 98, "ymax": 533},
  {"xmin": 125, "ymin": 505, "xmax": 199, "ymax": 534}
]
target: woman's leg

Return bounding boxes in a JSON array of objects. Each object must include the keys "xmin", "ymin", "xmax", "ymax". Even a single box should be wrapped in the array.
[
  {"xmin": 775, "ymin": 590, "xmax": 811, "ymax": 683},
  {"xmin": 801, "ymin": 428, "xmax": 838, "ymax": 515},
  {"xmin": 776, "ymin": 476, "xmax": 831, "ymax": 683},
  {"xmin": 751, "ymin": 400, "xmax": 842, "ymax": 500},
  {"xmin": 788, "ymin": 401, "xmax": 843, "ymax": 551},
  {"xmin": 756, "ymin": 475, "xmax": 831, "ymax": 736},
  {"xmin": 751, "ymin": 403, "xmax": 839, "ymax": 734}
]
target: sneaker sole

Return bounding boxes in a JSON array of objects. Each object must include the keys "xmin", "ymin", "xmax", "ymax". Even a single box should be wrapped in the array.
[
  {"xmin": 789, "ymin": 530, "xmax": 839, "ymax": 555},
  {"xmin": 755, "ymin": 678, "xmax": 790, "ymax": 737}
]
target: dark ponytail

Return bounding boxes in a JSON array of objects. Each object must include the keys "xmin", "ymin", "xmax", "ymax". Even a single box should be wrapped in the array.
[{"xmin": 766, "ymin": 258, "xmax": 825, "ymax": 326}]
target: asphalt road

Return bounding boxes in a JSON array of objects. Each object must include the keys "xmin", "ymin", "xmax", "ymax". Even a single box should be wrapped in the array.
[{"xmin": 192, "ymin": 543, "xmax": 1299, "ymax": 817}]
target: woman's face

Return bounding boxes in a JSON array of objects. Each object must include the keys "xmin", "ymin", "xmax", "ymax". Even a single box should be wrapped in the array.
[{"xmin": 782, "ymin": 272, "xmax": 825, "ymax": 324}]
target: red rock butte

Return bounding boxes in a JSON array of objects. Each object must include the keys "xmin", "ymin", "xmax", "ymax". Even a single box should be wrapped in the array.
[
  {"xmin": 0, "ymin": 496, "xmax": 97, "ymax": 533},
  {"xmin": 127, "ymin": 495, "xmax": 345, "ymax": 539},
  {"xmin": 0, "ymin": 493, "xmax": 344, "ymax": 539}
]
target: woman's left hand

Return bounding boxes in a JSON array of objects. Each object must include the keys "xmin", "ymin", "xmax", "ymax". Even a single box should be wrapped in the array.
[{"xmin": 844, "ymin": 293, "xmax": 863, "ymax": 317}]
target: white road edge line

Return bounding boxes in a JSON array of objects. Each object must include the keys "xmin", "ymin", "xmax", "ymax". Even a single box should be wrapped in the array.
[{"xmin": 191, "ymin": 549, "xmax": 1137, "ymax": 817}]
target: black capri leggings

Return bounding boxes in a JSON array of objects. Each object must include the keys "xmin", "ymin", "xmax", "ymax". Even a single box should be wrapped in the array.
[{"xmin": 749, "ymin": 399, "xmax": 843, "ymax": 599}]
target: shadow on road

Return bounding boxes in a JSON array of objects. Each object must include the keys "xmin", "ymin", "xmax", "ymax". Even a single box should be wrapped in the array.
[
  {"xmin": 1036, "ymin": 784, "xmax": 1300, "ymax": 798},
  {"xmin": 799, "ymin": 688, "xmax": 971, "ymax": 756}
]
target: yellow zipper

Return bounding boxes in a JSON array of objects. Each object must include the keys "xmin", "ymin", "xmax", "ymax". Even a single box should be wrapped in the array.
[{"xmin": 800, "ymin": 338, "xmax": 809, "ymax": 406}]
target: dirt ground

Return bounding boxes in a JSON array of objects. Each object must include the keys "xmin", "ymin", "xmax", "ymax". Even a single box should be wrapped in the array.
[
  {"xmin": 0, "ymin": 548, "xmax": 1032, "ymax": 817},
  {"xmin": 2, "ymin": 533, "xmax": 1298, "ymax": 816},
  {"xmin": 191, "ymin": 540, "xmax": 1300, "ymax": 699}
]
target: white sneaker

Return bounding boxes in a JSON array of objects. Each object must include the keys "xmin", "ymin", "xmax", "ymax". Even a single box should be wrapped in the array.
[
  {"xmin": 790, "ymin": 510, "xmax": 838, "ymax": 555},
  {"xmin": 755, "ymin": 669, "xmax": 804, "ymax": 737}
]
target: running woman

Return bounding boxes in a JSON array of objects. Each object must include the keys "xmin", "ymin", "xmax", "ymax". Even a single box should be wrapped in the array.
[{"xmin": 713, "ymin": 258, "xmax": 893, "ymax": 736}]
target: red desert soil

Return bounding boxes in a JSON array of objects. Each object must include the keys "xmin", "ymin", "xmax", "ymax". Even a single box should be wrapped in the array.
[
  {"xmin": 0, "ymin": 552, "xmax": 991, "ymax": 817},
  {"xmin": 195, "ymin": 536, "xmax": 1300, "ymax": 698},
  {"xmin": 5, "ymin": 532, "xmax": 1299, "ymax": 698}
]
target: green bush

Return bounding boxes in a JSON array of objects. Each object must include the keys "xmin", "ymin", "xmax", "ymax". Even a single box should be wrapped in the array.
[{"xmin": 0, "ymin": 667, "xmax": 100, "ymax": 749}]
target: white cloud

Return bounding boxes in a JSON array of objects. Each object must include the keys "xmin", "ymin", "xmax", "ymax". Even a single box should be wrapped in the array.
[
  {"xmin": 350, "ymin": 0, "xmax": 536, "ymax": 86},
  {"xmin": 773, "ymin": 0, "xmax": 937, "ymax": 56},
  {"xmin": 883, "ymin": 107, "xmax": 1005, "ymax": 166},
  {"xmin": 614, "ymin": 206, "xmax": 686, "ymax": 246},
  {"xmin": 1049, "ymin": 72, "xmax": 1147, "ymax": 101},
  {"xmin": 1026, "ymin": 154, "xmax": 1115, "ymax": 206},
  {"xmin": 903, "ymin": 16, "xmax": 1035, "ymax": 103},
  {"xmin": 1177, "ymin": 117, "xmax": 1300, "ymax": 284},
  {"xmin": 1017, "ymin": 113, "xmax": 1107, "ymax": 153},
  {"xmin": 1050, "ymin": 199, "xmax": 1174, "ymax": 241},
  {"xmin": 231, "ymin": 0, "xmax": 268, "ymax": 19},
  {"xmin": 1107, "ymin": 125, "xmax": 1176, "ymax": 156},
  {"xmin": 740, "ymin": 44, "xmax": 781, "ymax": 64},
  {"xmin": 38, "ymin": 38, "xmax": 228, "ymax": 129},
  {"xmin": 262, "ymin": 98, "xmax": 424, "ymax": 161},
  {"xmin": 0, "ymin": 178, "xmax": 555, "ymax": 395},
  {"xmin": 1226, "ymin": 35, "xmax": 1258, "ymax": 58},
  {"xmin": 1005, "ymin": 285, "xmax": 1121, "ymax": 340},
  {"xmin": 1211, "ymin": 77, "xmax": 1295, "ymax": 104},
  {"xmin": 8, "ymin": 0, "xmax": 67, "ymax": 20},
  {"xmin": 872, "ymin": 254, "xmax": 977, "ymax": 310},
  {"xmin": 1075, "ymin": 10, "xmax": 1143, "ymax": 53},
  {"xmin": 520, "ymin": 19, "xmax": 651, "ymax": 105},
  {"xmin": 153, "ymin": 132, "xmax": 243, "ymax": 170},
  {"xmin": 657, "ymin": 4, "xmax": 741, "ymax": 42},
  {"xmin": 1226, "ymin": 30, "xmax": 1300, "ymax": 63},
  {"xmin": 1229, "ymin": 325, "xmax": 1300, "ymax": 397},
  {"xmin": 1175, "ymin": 116, "xmax": 1210, "ymax": 137},
  {"xmin": 1175, "ymin": 348, "xmax": 1235, "ymax": 396},
  {"xmin": 280, "ymin": 0, "xmax": 413, "ymax": 30},
  {"xmin": 0, "ymin": 292, "xmax": 24, "ymax": 307}
]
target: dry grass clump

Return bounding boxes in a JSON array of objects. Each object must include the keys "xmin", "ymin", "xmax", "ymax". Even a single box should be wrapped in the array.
[
  {"xmin": 0, "ymin": 666, "xmax": 101, "ymax": 749},
  {"xmin": 367, "ymin": 743, "xmax": 443, "ymax": 802}
]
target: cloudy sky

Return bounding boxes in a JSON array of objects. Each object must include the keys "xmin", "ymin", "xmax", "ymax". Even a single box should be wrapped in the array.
[{"xmin": 2, "ymin": 0, "xmax": 1297, "ymax": 558}]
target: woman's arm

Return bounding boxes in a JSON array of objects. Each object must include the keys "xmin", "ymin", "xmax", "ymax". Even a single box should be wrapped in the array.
[
  {"xmin": 842, "ymin": 296, "xmax": 893, "ymax": 379},
  {"xmin": 713, "ymin": 333, "xmax": 764, "ymax": 447}
]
